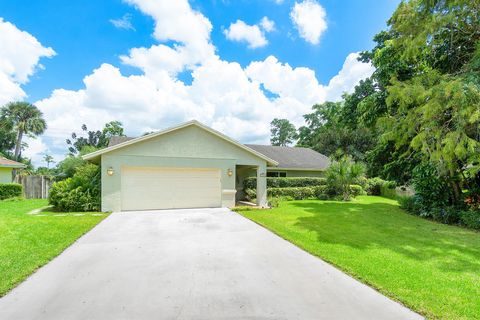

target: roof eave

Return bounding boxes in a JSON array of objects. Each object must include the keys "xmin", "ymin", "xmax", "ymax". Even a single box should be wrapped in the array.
[
  {"xmin": 83, "ymin": 120, "xmax": 279, "ymax": 166},
  {"xmin": 267, "ymin": 167, "xmax": 326, "ymax": 171},
  {"xmin": 0, "ymin": 164, "xmax": 26, "ymax": 169}
]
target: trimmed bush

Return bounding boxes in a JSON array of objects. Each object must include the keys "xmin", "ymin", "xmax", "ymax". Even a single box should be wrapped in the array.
[
  {"xmin": 350, "ymin": 184, "xmax": 366, "ymax": 197},
  {"xmin": 267, "ymin": 185, "xmax": 327, "ymax": 200},
  {"xmin": 380, "ymin": 183, "xmax": 397, "ymax": 199},
  {"xmin": 49, "ymin": 164, "xmax": 101, "ymax": 212},
  {"xmin": 460, "ymin": 210, "xmax": 480, "ymax": 230},
  {"xmin": 0, "ymin": 183, "xmax": 23, "ymax": 200},
  {"xmin": 364, "ymin": 177, "xmax": 397, "ymax": 197},
  {"xmin": 244, "ymin": 177, "xmax": 326, "ymax": 190},
  {"xmin": 244, "ymin": 189, "xmax": 257, "ymax": 202}
]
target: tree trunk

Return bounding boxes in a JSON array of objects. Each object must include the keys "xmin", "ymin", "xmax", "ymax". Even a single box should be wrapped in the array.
[
  {"xmin": 14, "ymin": 129, "xmax": 23, "ymax": 161},
  {"xmin": 450, "ymin": 180, "xmax": 462, "ymax": 205}
]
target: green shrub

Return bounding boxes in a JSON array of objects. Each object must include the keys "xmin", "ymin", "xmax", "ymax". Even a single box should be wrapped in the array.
[
  {"xmin": 244, "ymin": 189, "xmax": 257, "ymax": 202},
  {"xmin": 49, "ymin": 164, "xmax": 100, "ymax": 212},
  {"xmin": 380, "ymin": 183, "xmax": 397, "ymax": 199},
  {"xmin": 365, "ymin": 177, "xmax": 386, "ymax": 195},
  {"xmin": 460, "ymin": 210, "xmax": 480, "ymax": 230},
  {"xmin": 0, "ymin": 183, "xmax": 23, "ymax": 200},
  {"xmin": 430, "ymin": 206, "xmax": 461, "ymax": 224},
  {"xmin": 267, "ymin": 186, "xmax": 327, "ymax": 200},
  {"xmin": 398, "ymin": 196, "xmax": 419, "ymax": 213},
  {"xmin": 326, "ymin": 157, "xmax": 365, "ymax": 201},
  {"xmin": 365, "ymin": 177, "xmax": 397, "ymax": 197},
  {"xmin": 350, "ymin": 184, "xmax": 366, "ymax": 197},
  {"xmin": 412, "ymin": 163, "xmax": 451, "ymax": 211},
  {"xmin": 244, "ymin": 177, "xmax": 327, "ymax": 190}
]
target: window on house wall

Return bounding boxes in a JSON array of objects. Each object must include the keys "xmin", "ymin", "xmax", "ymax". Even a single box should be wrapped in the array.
[{"xmin": 267, "ymin": 171, "xmax": 287, "ymax": 177}]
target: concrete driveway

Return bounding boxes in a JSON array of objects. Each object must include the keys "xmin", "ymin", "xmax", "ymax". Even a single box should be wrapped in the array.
[{"xmin": 0, "ymin": 208, "xmax": 422, "ymax": 320}]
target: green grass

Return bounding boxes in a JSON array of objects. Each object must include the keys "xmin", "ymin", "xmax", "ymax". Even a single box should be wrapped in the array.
[
  {"xmin": 236, "ymin": 196, "xmax": 480, "ymax": 320},
  {"xmin": 0, "ymin": 199, "xmax": 107, "ymax": 296}
]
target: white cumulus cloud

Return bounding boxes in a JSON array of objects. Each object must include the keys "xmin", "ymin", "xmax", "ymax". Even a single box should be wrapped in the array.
[
  {"xmin": 31, "ymin": 0, "xmax": 373, "ymax": 164},
  {"xmin": 290, "ymin": 0, "xmax": 327, "ymax": 45},
  {"xmin": 224, "ymin": 17, "xmax": 275, "ymax": 49},
  {"xmin": 0, "ymin": 17, "xmax": 55, "ymax": 105},
  {"xmin": 109, "ymin": 13, "xmax": 135, "ymax": 31}
]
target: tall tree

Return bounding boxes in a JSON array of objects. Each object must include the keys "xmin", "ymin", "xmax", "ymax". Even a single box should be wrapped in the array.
[
  {"xmin": 270, "ymin": 118, "xmax": 298, "ymax": 146},
  {"xmin": 377, "ymin": 0, "xmax": 480, "ymax": 202},
  {"xmin": 67, "ymin": 121, "xmax": 125, "ymax": 154},
  {"xmin": 0, "ymin": 102, "xmax": 46, "ymax": 160},
  {"xmin": 43, "ymin": 154, "xmax": 54, "ymax": 169},
  {"xmin": 298, "ymin": 101, "xmax": 376, "ymax": 162}
]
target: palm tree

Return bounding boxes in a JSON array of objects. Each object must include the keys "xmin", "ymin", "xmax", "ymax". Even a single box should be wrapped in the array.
[
  {"xmin": 0, "ymin": 102, "xmax": 47, "ymax": 160},
  {"xmin": 43, "ymin": 154, "xmax": 54, "ymax": 169},
  {"xmin": 326, "ymin": 156, "xmax": 365, "ymax": 200}
]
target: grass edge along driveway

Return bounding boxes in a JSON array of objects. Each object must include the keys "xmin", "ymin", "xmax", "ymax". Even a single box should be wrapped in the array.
[
  {"xmin": 0, "ymin": 199, "xmax": 107, "ymax": 296},
  {"xmin": 235, "ymin": 196, "xmax": 480, "ymax": 320}
]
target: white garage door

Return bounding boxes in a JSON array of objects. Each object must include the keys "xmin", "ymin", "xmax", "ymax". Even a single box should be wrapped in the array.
[{"xmin": 121, "ymin": 167, "xmax": 222, "ymax": 211}]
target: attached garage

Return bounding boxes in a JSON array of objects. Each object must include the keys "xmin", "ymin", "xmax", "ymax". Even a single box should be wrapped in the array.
[
  {"xmin": 83, "ymin": 120, "xmax": 277, "ymax": 212},
  {"xmin": 121, "ymin": 167, "xmax": 221, "ymax": 211}
]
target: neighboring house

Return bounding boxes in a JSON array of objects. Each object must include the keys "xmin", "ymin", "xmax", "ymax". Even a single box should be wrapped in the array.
[
  {"xmin": 0, "ymin": 157, "xmax": 26, "ymax": 183},
  {"xmin": 83, "ymin": 120, "xmax": 329, "ymax": 212}
]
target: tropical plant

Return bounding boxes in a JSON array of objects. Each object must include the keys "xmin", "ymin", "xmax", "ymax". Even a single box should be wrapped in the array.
[
  {"xmin": 325, "ymin": 157, "xmax": 366, "ymax": 200},
  {"xmin": 0, "ymin": 101, "xmax": 46, "ymax": 160},
  {"xmin": 43, "ymin": 154, "xmax": 54, "ymax": 169}
]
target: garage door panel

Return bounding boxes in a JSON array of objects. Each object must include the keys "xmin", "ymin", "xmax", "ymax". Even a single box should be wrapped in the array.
[{"xmin": 121, "ymin": 167, "xmax": 222, "ymax": 211}]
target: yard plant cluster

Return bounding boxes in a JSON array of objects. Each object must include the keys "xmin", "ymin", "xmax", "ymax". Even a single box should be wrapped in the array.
[
  {"xmin": 268, "ymin": 0, "xmax": 480, "ymax": 230},
  {"xmin": 0, "ymin": 183, "xmax": 23, "ymax": 200},
  {"xmin": 243, "ymin": 172, "xmax": 395, "ymax": 204}
]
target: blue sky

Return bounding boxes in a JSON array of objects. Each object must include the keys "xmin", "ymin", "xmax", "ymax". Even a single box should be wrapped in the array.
[{"xmin": 0, "ymin": 0, "xmax": 399, "ymax": 164}]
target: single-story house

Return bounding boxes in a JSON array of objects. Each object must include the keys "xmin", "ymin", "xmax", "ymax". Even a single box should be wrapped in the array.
[
  {"xmin": 83, "ymin": 120, "xmax": 329, "ymax": 212},
  {"xmin": 0, "ymin": 157, "xmax": 26, "ymax": 183}
]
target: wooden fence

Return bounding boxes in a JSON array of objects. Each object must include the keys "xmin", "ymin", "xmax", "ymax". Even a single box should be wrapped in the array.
[{"xmin": 14, "ymin": 175, "xmax": 52, "ymax": 199}]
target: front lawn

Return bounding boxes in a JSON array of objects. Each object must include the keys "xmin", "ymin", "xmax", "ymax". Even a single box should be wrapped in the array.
[
  {"xmin": 0, "ymin": 199, "xmax": 107, "ymax": 296},
  {"xmin": 236, "ymin": 196, "xmax": 480, "ymax": 320}
]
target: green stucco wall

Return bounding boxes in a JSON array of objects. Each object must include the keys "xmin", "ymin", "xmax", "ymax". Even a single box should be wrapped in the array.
[
  {"xmin": 0, "ymin": 167, "xmax": 12, "ymax": 183},
  {"xmin": 100, "ymin": 125, "xmax": 267, "ymax": 212}
]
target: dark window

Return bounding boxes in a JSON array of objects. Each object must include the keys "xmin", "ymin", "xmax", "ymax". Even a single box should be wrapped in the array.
[{"xmin": 267, "ymin": 171, "xmax": 287, "ymax": 177}]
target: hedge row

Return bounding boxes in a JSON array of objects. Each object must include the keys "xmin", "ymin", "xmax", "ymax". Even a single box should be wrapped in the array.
[
  {"xmin": 363, "ymin": 177, "xmax": 396, "ymax": 196},
  {"xmin": 399, "ymin": 196, "xmax": 480, "ymax": 230},
  {"xmin": 244, "ymin": 177, "xmax": 327, "ymax": 190},
  {"xmin": 0, "ymin": 183, "xmax": 23, "ymax": 200},
  {"xmin": 245, "ymin": 184, "xmax": 365, "ymax": 201}
]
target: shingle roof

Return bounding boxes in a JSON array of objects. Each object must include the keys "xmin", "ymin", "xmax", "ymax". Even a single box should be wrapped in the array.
[
  {"xmin": 107, "ymin": 136, "xmax": 329, "ymax": 170},
  {"xmin": 245, "ymin": 144, "xmax": 330, "ymax": 170},
  {"xmin": 108, "ymin": 136, "xmax": 134, "ymax": 147},
  {"xmin": 0, "ymin": 157, "xmax": 26, "ymax": 168}
]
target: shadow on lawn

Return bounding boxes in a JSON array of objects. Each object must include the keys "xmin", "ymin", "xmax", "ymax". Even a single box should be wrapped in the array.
[{"xmin": 290, "ymin": 200, "xmax": 480, "ymax": 274}]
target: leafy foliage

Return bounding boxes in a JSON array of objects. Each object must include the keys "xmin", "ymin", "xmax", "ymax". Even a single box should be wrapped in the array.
[
  {"xmin": 411, "ymin": 163, "xmax": 451, "ymax": 211},
  {"xmin": 325, "ymin": 157, "xmax": 366, "ymax": 200},
  {"xmin": 0, "ymin": 102, "xmax": 46, "ymax": 161},
  {"xmin": 460, "ymin": 210, "xmax": 480, "ymax": 230},
  {"xmin": 0, "ymin": 183, "xmax": 23, "ymax": 200},
  {"xmin": 298, "ymin": 101, "xmax": 376, "ymax": 162},
  {"xmin": 243, "ymin": 177, "xmax": 326, "ymax": 190},
  {"xmin": 270, "ymin": 118, "xmax": 297, "ymax": 146},
  {"xmin": 49, "ymin": 164, "xmax": 101, "ymax": 212},
  {"xmin": 267, "ymin": 186, "xmax": 327, "ymax": 200},
  {"xmin": 66, "ymin": 121, "xmax": 125, "ymax": 154}
]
